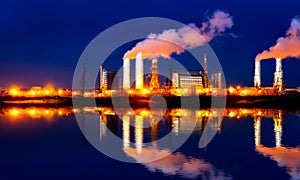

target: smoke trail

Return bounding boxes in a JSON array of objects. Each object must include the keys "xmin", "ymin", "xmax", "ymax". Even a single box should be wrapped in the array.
[
  {"xmin": 256, "ymin": 17, "xmax": 300, "ymax": 61},
  {"xmin": 123, "ymin": 10, "xmax": 234, "ymax": 60}
]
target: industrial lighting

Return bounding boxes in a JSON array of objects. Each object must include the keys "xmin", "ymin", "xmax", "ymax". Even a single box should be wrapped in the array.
[
  {"xmin": 228, "ymin": 86, "xmax": 235, "ymax": 94},
  {"xmin": 141, "ymin": 89, "xmax": 150, "ymax": 95},
  {"xmin": 9, "ymin": 88, "xmax": 20, "ymax": 96}
]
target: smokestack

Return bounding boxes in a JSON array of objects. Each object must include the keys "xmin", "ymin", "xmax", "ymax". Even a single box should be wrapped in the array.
[
  {"xmin": 135, "ymin": 52, "xmax": 144, "ymax": 89},
  {"xmin": 254, "ymin": 61, "xmax": 261, "ymax": 88},
  {"xmin": 204, "ymin": 53, "xmax": 208, "ymax": 74},
  {"xmin": 273, "ymin": 58, "xmax": 284, "ymax": 92},
  {"xmin": 123, "ymin": 58, "xmax": 130, "ymax": 89},
  {"xmin": 203, "ymin": 53, "xmax": 209, "ymax": 88}
]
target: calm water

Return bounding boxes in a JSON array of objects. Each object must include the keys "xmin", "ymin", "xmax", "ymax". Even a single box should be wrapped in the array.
[{"xmin": 1, "ymin": 107, "xmax": 300, "ymax": 179}]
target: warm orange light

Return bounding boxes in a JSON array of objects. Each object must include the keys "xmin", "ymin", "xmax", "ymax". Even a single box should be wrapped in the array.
[
  {"xmin": 228, "ymin": 111, "xmax": 237, "ymax": 118},
  {"xmin": 128, "ymin": 90, "xmax": 133, "ymax": 94},
  {"xmin": 30, "ymin": 90, "xmax": 36, "ymax": 96},
  {"xmin": 228, "ymin": 86, "xmax": 235, "ymax": 94},
  {"xmin": 141, "ymin": 89, "xmax": 150, "ymax": 95},
  {"xmin": 236, "ymin": 86, "xmax": 241, "ymax": 89},
  {"xmin": 241, "ymin": 90, "xmax": 248, "ymax": 95},
  {"xmin": 140, "ymin": 109, "xmax": 150, "ymax": 117},
  {"xmin": 9, "ymin": 109, "xmax": 20, "ymax": 117},
  {"xmin": 28, "ymin": 109, "xmax": 37, "ymax": 116},
  {"xmin": 58, "ymin": 110, "xmax": 63, "ymax": 116},
  {"xmin": 9, "ymin": 88, "xmax": 20, "ymax": 96},
  {"xmin": 44, "ymin": 89, "xmax": 50, "ymax": 95},
  {"xmin": 58, "ymin": 89, "xmax": 63, "ymax": 95}
]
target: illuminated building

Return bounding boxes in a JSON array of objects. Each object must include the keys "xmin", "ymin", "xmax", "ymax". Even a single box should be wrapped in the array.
[
  {"xmin": 172, "ymin": 70, "xmax": 204, "ymax": 88},
  {"xmin": 99, "ymin": 66, "xmax": 118, "ymax": 90},
  {"xmin": 211, "ymin": 72, "xmax": 222, "ymax": 88}
]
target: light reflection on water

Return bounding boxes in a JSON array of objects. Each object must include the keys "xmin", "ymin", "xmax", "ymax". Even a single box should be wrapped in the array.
[{"xmin": 1, "ymin": 106, "xmax": 300, "ymax": 179}]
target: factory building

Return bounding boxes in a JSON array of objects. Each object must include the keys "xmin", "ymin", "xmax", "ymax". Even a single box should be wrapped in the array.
[
  {"xmin": 211, "ymin": 72, "xmax": 222, "ymax": 88},
  {"xmin": 99, "ymin": 66, "xmax": 118, "ymax": 90},
  {"xmin": 172, "ymin": 70, "xmax": 204, "ymax": 88}
]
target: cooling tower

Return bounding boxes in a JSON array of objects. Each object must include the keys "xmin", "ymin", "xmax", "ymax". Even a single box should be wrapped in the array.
[
  {"xmin": 123, "ymin": 58, "xmax": 130, "ymax": 89},
  {"xmin": 273, "ymin": 58, "xmax": 284, "ymax": 92},
  {"xmin": 254, "ymin": 60, "xmax": 261, "ymax": 88},
  {"xmin": 135, "ymin": 52, "xmax": 144, "ymax": 89}
]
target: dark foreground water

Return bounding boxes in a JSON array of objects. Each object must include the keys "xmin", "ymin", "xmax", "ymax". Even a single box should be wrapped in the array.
[{"xmin": 0, "ymin": 107, "xmax": 300, "ymax": 179}]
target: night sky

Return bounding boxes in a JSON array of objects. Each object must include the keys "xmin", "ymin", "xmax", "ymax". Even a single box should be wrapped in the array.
[{"xmin": 1, "ymin": 0, "xmax": 300, "ymax": 89}]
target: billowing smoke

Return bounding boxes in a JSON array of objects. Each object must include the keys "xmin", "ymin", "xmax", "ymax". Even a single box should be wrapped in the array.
[
  {"xmin": 123, "ymin": 10, "xmax": 234, "ymax": 60},
  {"xmin": 256, "ymin": 17, "xmax": 300, "ymax": 61}
]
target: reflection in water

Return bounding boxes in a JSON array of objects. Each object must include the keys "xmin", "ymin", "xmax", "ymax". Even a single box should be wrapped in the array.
[
  {"xmin": 256, "ymin": 146, "xmax": 300, "ymax": 179},
  {"xmin": 124, "ymin": 147, "xmax": 230, "ymax": 179},
  {"xmin": 2, "ymin": 106, "xmax": 300, "ymax": 179},
  {"xmin": 135, "ymin": 116, "xmax": 144, "ymax": 154},
  {"xmin": 0, "ymin": 107, "xmax": 73, "ymax": 121},
  {"xmin": 254, "ymin": 110, "xmax": 300, "ymax": 179}
]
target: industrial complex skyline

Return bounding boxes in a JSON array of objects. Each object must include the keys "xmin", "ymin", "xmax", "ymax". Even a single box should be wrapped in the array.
[{"xmin": 1, "ymin": 0, "xmax": 300, "ymax": 89}]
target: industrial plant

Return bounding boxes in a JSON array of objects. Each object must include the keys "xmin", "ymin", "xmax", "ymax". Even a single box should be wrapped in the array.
[{"xmin": 95, "ymin": 51, "xmax": 299, "ymax": 98}]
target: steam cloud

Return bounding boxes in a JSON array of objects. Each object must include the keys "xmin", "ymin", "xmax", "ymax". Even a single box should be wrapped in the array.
[
  {"xmin": 123, "ymin": 10, "xmax": 234, "ymax": 60},
  {"xmin": 256, "ymin": 17, "xmax": 300, "ymax": 61}
]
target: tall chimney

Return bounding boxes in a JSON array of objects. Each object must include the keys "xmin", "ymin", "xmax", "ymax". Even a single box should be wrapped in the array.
[
  {"xmin": 254, "ymin": 60, "xmax": 261, "ymax": 88},
  {"xmin": 273, "ymin": 58, "xmax": 284, "ymax": 92},
  {"xmin": 203, "ymin": 53, "xmax": 209, "ymax": 88},
  {"xmin": 123, "ymin": 58, "xmax": 130, "ymax": 89},
  {"xmin": 135, "ymin": 52, "xmax": 144, "ymax": 89}
]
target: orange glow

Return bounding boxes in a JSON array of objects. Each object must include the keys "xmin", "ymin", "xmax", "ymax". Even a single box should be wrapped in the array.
[
  {"xmin": 9, "ymin": 109, "xmax": 20, "ymax": 117},
  {"xmin": 30, "ymin": 90, "xmax": 36, "ymax": 96},
  {"xmin": 58, "ymin": 110, "xmax": 63, "ymax": 116},
  {"xmin": 9, "ymin": 88, "xmax": 20, "ymax": 96},
  {"xmin": 44, "ymin": 90, "xmax": 50, "ymax": 95},
  {"xmin": 128, "ymin": 90, "xmax": 134, "ymax": 95},
  {"xmin": 228, "ymin": 86, "xmax": 235, "ymax": 94},
  {"xmin": 141, "ymin": 89, "xmax": 150, "ymax": 95},
  {"xmin": 241, "ymin": 90, "xmax": 248, "ymax": 95},
  {"xmin": 228, "ymin": 111, "xmax": 237, "ymax": 118},
  {"xmin": 58, "ymin": 89, "xmax": 63, "ymax": 95},
  {"xmin": 140, "ymin": 109, "xmax": 150, "ymax": 117},
  {"xmin": 3, "ymin": 107, "xmax": 73, "ymax": 120}
]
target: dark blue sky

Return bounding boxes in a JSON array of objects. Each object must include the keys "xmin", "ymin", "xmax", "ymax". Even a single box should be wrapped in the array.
[{"xmin": 1, "ymin": 0, "xmax": 300, "ymax": 89}]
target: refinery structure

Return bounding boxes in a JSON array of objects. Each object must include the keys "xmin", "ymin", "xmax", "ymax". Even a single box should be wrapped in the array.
[
  {"xmin": 95, "ymin": 51, "xmax": 297, "ymax": 98},
  {"xmin": 96, "ymin": 51, "xmax": 225, "ymax": 97},
  {"xmin": 3, "ymin": 52, "xmax": 299, "ymax": 99}
]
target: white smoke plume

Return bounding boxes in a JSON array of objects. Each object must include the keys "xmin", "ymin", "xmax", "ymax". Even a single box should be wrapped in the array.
[
  {"xmin": 123, "ymin": 10, "xmax": 234, "ymax": 60},
  {"xmin": 256, "ymin": 17, "xmax": 300, "ymax": 61}
]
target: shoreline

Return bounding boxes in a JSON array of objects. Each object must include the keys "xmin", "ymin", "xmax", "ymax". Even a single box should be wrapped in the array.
[{"xmin": 0, "ymin": 95, "xmax": 300, "ymax": 109}]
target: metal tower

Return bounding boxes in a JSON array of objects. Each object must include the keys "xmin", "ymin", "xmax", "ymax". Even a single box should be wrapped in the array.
[{"xmin": 150, "ymin": 59, "xmax": 160, "ymax": 90}]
